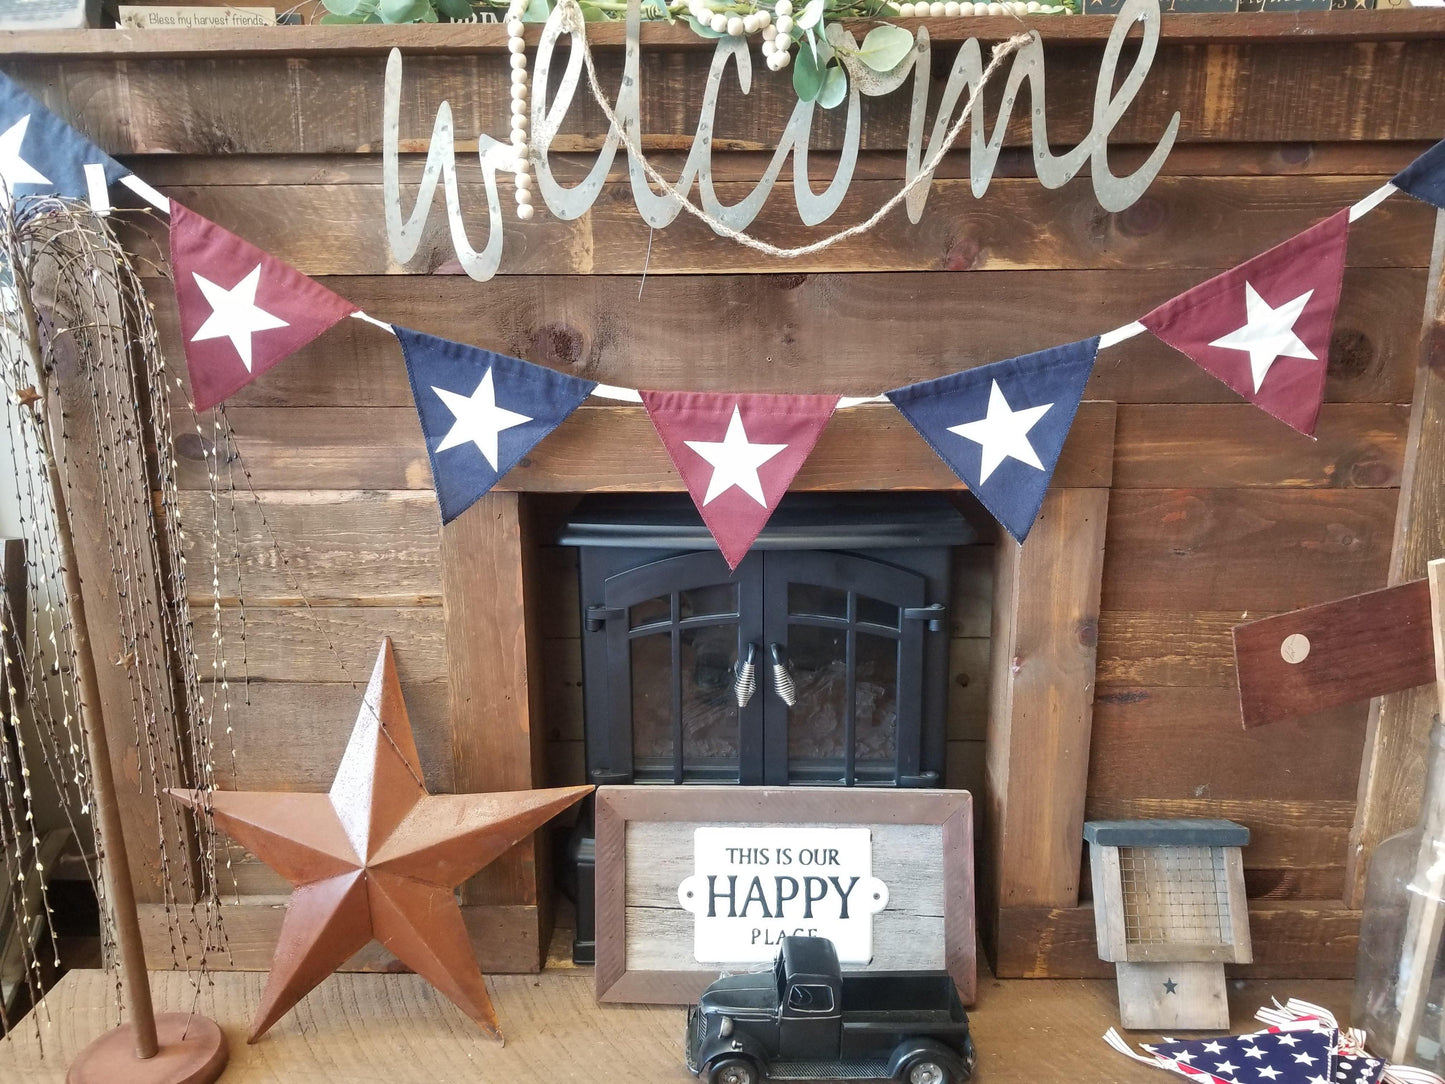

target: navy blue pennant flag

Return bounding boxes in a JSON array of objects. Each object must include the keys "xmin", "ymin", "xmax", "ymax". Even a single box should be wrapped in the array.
[
  {"xmin": 397, "ymin": 327, "xmax": 598, "ymax": 524},
  {"xmin": 885, "ymin": 337, "xmax": 1100, "ymax": 543},
  {"xmin": 0, "ymin": 72, "xmax": 128, "ymax": 209},
  {"xmin": 1393, "ymin": 138, "xmax": 1445, "ymax": 210}
]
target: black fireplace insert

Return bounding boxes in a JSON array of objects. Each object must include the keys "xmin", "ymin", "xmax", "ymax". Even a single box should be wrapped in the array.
[{"xmin": 557, "ymin": 492, "xmax": 984, "ymax": 962}]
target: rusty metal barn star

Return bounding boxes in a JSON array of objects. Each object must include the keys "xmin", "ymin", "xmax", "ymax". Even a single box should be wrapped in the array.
[{"xmin": 170, "ymin": 638, "xmax": 591, "ymax": 1043}]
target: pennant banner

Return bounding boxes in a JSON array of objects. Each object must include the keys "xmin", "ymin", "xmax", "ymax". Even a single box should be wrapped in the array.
[
  {"xmin": 0, "ymin": 71, "xmax": 128, "ymax": 210},
  {"xmin": 1392, "ymin": 138, "xmax": 1445, "ymax": 211},
  {"xmin": 886, "ymin": 338, "xmax": 1099, "ymax": 544},
  {"xmin": 1140, "ymin": 210, "xmax": 1349, "ymax": 437},
  {"xmin": 170, "ymin": 202, "xmax": 358, "ymax": 412},
  {"xmin": 397, "ymin": 327, "xmax": 598, "ymax": 524},
  {"xmin": 640, "ymin": 391, "xmax": 839, "ymax": 569},
  {"xmin": 9, "ymin": 83, "xmax": 1439, "ymax": 550}
]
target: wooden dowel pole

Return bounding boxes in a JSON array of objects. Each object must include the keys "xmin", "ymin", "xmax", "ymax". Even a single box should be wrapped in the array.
[{"xmin": 9, "ymin": 238, "xmax": 159, "ymax": 1060}]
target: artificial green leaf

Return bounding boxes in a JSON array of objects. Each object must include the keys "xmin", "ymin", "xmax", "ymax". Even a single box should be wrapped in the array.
[
  {"xmin": 522, "ymin": 0, "xmax": 550, "ymax": 21},
  {"xmin": 377, "ymin": 0, "xmax": 431, "ymax": 21},
  {"xmin": 433, "ymin": 0, "xmax": 473, "ymax": 19},
  {"xmin": 684, "ymin": 13, "xmax": 725, "ymax": 35},
  {"xmin": 817, "ymin": 63, "xmax": 847, "ymax": 109},
  {"xmin": 856, "ymin": 23, "xmax": 914, "ymax": 71},
  {"xmin": 321, "ymin": 0, "xmax": 373, "ymax": 17},
  {"xmin": 318, "ymin": 10, "xmax": 370, "ymax": 20},
  {"xmin": 792, "ymin": 36, "xmax": 824, "ymax": 102},
  {"xmin": 795, "ymin": 0, "xmax": 824, "ymax": 29},
  {"xmin": 577, "ymin": 1, "xmax": 609, "ymax": 19}
]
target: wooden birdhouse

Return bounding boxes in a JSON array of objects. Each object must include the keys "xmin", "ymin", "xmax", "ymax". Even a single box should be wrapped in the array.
[{"xmin": 1084, "ymin": 819, "xmax": 1252, "ymax": 1031}]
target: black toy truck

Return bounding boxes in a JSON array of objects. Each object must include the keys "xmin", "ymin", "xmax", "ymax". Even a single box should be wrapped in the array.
[{"xmin": 685, "ymin": 936, "xmax": 975, "ymax": 1084}]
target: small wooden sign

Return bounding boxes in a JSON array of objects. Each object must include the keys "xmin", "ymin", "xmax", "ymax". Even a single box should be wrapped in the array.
[
  {"xmin": 594, "ymin": 786, "xmax": 974, "ymax": 1006},
  {"xmin": 1232, "ymin": 579, "xmax": 1433, "ymax": 728}
]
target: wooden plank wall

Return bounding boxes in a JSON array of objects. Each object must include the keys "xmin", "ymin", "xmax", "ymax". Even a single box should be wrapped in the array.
[{"xmin": 4, "ymin": 16, "xmax": 1442, "ymax": 977}]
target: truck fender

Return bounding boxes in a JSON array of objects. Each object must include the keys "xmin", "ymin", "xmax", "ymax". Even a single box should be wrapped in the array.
[
  {"xmin": 698, "ymin": 1031, "xmax": 771, "ymax": 1081},
  {"xmin": 887, "ymin": 1037, "xmax": 973, "ymax": 1083}
]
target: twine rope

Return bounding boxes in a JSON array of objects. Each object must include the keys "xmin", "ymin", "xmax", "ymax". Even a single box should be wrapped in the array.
[{"xmin": 555, "ymin": 0, "xmax": 1032, "ymax": 259}]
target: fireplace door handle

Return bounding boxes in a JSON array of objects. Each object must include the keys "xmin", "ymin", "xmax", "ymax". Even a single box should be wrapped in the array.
[
  {"xmin": 733, "ymin": 643, "xmax": 759, "ymax": 708},
  {"xmin": 769, "ymin": 643, "xmax": 797, "ymax": 708}
]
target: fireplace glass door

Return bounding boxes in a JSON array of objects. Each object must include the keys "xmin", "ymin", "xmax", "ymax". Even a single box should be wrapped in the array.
[{"xmin": 589, "ymin": 549, "xmax": 931, "ymax": 787}]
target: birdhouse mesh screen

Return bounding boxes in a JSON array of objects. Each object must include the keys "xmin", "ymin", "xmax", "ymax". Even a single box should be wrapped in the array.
[{"xmin": 1117, "ymin": 845, "xmax": 1233, "ymax": 947}]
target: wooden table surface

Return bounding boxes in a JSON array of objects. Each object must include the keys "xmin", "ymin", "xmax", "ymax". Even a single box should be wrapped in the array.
[{"xmin": 0, "ymin": 968, "xmax": 1354, "ymax": 1083}]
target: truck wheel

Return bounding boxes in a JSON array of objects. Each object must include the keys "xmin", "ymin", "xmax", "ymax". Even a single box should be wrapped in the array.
[
  {"xmin": 708, "ymin": 1057, "xmax": 760, "ymax": 1084},
  {"xmin": 903, "ymin": 1056, "xmax": 950, "ymax": 1084}
]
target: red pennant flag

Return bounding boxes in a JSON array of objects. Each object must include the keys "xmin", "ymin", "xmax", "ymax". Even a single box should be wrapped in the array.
[
  {"xmin": 1139, "ymin": 210, "xmax": 1349, "ymax": 436},
  {"xmin": 641, "ymin": 392, "xmax": 840, "ymax": 569},
  {"xmin": 170, "ymin": 202, "xmax": 357, "ymax": 411}
]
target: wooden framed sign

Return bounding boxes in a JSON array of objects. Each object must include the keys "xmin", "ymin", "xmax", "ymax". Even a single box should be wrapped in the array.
[{"xmin": 594, "ymin": 786, "xmax": 975, "ymax": 1006}]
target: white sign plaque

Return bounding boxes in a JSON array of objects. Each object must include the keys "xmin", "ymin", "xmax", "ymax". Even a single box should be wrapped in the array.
[{"xmin": 677, "ymin": 826, "xmax": 890, "ymax": 964}]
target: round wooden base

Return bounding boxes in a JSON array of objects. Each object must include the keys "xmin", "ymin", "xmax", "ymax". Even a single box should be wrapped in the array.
[{"xmin": 66, "ymin": 1013, "xmax": 228, "ymax": 1084}]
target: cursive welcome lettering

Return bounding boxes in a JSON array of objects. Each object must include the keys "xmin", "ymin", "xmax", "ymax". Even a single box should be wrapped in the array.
[{"xmin": 384, "ymin": 0, "xmax": 1177, "ymax": 280}]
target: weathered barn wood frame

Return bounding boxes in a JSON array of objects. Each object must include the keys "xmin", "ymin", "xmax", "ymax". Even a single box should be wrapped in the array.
[{"xmin": 2, "ymin": 13, "xmax": 1442, "ymax": 978}]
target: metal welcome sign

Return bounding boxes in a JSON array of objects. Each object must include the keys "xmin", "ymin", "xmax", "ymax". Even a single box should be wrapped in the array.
[
  {"xmin": 677, "ymin": 827, "xmax": 891, "ymax": 964},
  {"xmin": 384, "ymin": 0, "xmax": 1177, "ymax": 281}
]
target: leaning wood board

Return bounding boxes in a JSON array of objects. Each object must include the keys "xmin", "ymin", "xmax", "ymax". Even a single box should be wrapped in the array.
[{"xmin": 595, "ymin": 786, "xmax": 974, "ymax": 1005}]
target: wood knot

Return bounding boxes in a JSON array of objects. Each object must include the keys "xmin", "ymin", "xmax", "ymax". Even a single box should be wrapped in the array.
[
  {"xmin": 1115, "ymin": 196, "xmax": 1166, "ymax": 239},
  {"xmin": 943, "ymin": 234, "xmax": 982, "ymax": 272},
  {"xmin": 174, "ymin": 432, "xmax": 216, "ymax": 462},
  {"xmin": 1076, "ymin": 617, "xmax": 1098, "ymax": 649},
  {"xmin": 534, "ymin": 323, "xmax": 586, "ymax": 370},
  {"xmin": 1328, "ymin": 328, "xmax": 1375, "ymax": 380}
]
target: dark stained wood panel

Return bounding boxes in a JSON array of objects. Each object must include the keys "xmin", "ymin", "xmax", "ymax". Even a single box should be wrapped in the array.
[
  {"xmin": 1234, "ymin": 579, "xmax": 1433, "ymax": 729},
  {"xmin": 1090, "ymin": 686, "xmax": 1368, "ymax": 802},
  {"xmin": 1083, "ymin": 796, "xmax": 1354, "ymax": 871},
  {"xmin": 212, "ymin": 680, "xmax": 452, "ymax": 791},
  {"xmin": 154, "ymin": 267, "xmax": 1423, "ymax": 410},
  {"xmin": 1096, "ymin": 610, "xmax": 1246, "ymax": 687},
  {"xmin": 176, "ymin": 403, "xmax": 1114, "ymax": 493},
  {"xmin": 192, "ymin": 606, "xmax": 446, "ymax": 683},
  {"xmin": 5, "ymin": 25, "xmax": 1445, "ymax": 154},
  {"xmin": 1113, "ymin": 404, "xmax": 1408, "ymax": 490},
  {"xmin": 122, "ymin": 175, "xmax": 1435, "ymax": 279},
  {"xmin": 176, "ymin": 489, "xmax": 443, "ymax": 605},
  {"xmin": 994, "ymin": 902, "xmax": 1358, "ymax": 980},
  {"xmin": 1100, "ymin": 488, "xmax": 1399, "ymax": 612}
]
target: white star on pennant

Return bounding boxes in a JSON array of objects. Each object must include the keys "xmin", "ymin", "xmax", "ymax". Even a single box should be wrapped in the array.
[
  {"xmin": 1173, "ymin": 1051, "xmax": 1196, "ymax": 1064},
  {"xmin": 684, "ymin": 405, "xmax": 787, "ymax": 507},
  {"xmin": 1212, "ymin": 1061, "xmax": 1238, "ymax": 1076},
  {"xmin": 431, "ymin": 369, "xmax": 531, "ymax": 471},
  {"xmin": 1257, "ymin": 1067, "xmax": 1281, "ymax": 1080},
  {"xmin": 190, "ymin": 265, "xmax": 289, "ymax": 372},
  {"xmin": 1208, "ymin": 281, "xmax": 1317, "ymax": 393},
  {"xmin": 1242, "ymin": 1045, "xmax": 1265, "ymax": 1060},
  {"xmin": 0, "ymin": 116, "xmax": 50, "ymax": 205},
  {"xmin": 1275, "ymin": 1035, "xmax": 1300, "ymax": 1048},
  {"xmin": 1293, "ymin": 1051, "xmax": 1318, "ymax": 1066},
  {"xmin": 1202, "ymin": 1042, "xmax": 1226, "ymax": 1055},
  {"xmin": 948, "ymin": 380, "xmax": 1053, "ymax": 485}
]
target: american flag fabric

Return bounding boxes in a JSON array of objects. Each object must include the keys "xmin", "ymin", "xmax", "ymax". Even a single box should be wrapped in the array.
[
  {"xmin": 1143, "ymin": 1027, "xmax": 1339, "ymax": 1084},
  {"xmin": 0, "ymin": 71, "xmax": 128, "ymax": 210},
  {"xmin": 885, "ymin": 337, "xmax": 1099, "ymax": 544},
  {"xmin": 170, "ymin": 202, "xmax": 358, "ymax": 411},
  {"xmin": 640, "ymin": 391, "xmax": 839, "ymax": 569},
  {"xmin": 1139, "ymin": 212, "xmax": 1348, "ymax": 436},
  {"xmin": 1392, "ymin": 139, "xmax": 1445, "ymax": 210},
  {"xmin": 1105, "ymin": 999, "xmax": 1409, "ymax": 1084},
  {"xmin": 397, "ymin": 327, "xmax": 597, "ymax": 524}
]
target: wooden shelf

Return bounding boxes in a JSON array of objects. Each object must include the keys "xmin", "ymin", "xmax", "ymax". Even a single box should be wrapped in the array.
[
  {"xmin": 0, "ymin": 11, "xmax": 1441, "ymax": 58},
  {"xmin": 0, "ymin": 968, "xmax": 1354, "ymax": 1082}
]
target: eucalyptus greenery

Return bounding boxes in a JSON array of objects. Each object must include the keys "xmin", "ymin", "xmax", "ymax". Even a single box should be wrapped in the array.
[{"xmin": 320, "ymin": 0, "xmax": 1071, "ymax": 110}]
